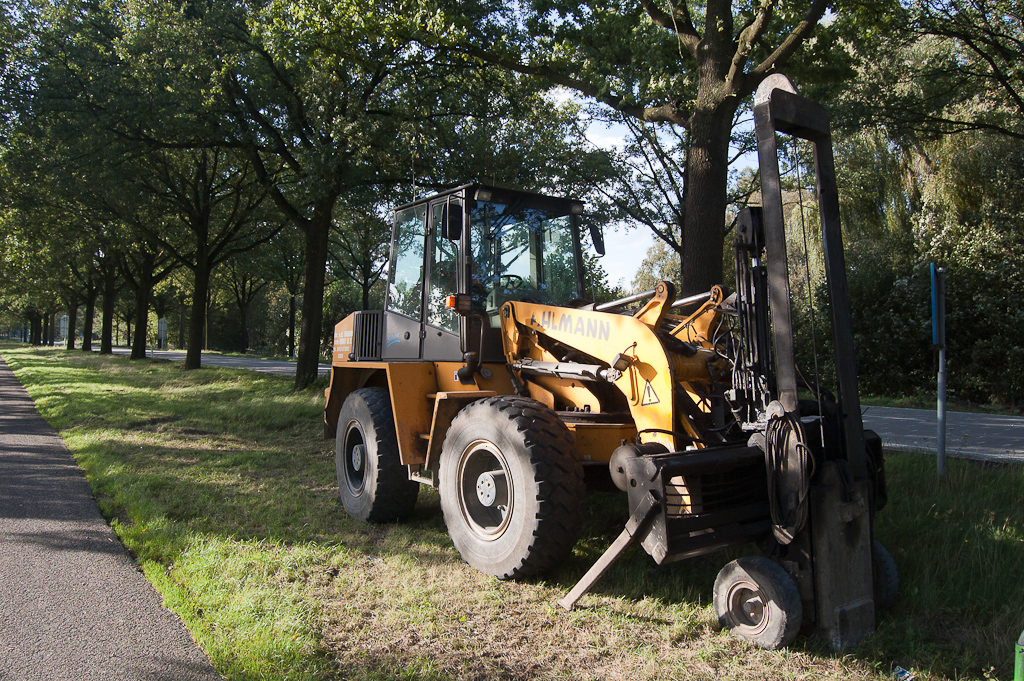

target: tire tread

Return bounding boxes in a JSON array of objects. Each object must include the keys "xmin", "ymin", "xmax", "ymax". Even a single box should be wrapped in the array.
[
  {"xmin": 872, "ymin": 539, "xmax": 899, "ymax": 611},
  {"xmin": 713, "ymin": 556, "xmax": 802, "ymax": 649},
  {"xmin": 443, "ymin": 396, "xmax": 585, "ymax": 579},
  {"xmin": 337, "ymin": 387, "xmax": 419, "ymax": 523}
]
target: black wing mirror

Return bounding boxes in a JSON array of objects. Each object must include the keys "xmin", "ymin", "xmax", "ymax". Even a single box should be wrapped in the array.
[
  {"xmin": 442, "ymin": 202, "xmax": 463, "ymax": 240},
  {"xmin": 589, "ymin": 223, "xmax": 605, "ymax": 256}
]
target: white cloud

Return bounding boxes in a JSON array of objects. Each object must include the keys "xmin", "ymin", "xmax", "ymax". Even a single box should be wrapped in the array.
[
  {"xmin": 585, "ymin": 124, "xmax": 627, "ymax": 151},
  {"xmin": 547, "ymin": 86, "xmax": 575, "ymax": 106}
]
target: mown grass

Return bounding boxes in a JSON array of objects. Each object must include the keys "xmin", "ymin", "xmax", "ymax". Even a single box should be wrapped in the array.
[
  {"xmin": 2, "ymin": 343, "xmax": 1022, "ymax": 681},
  {"xmin": 861, "ymin": 393, "xmax": 1024, "ymax": 416}
]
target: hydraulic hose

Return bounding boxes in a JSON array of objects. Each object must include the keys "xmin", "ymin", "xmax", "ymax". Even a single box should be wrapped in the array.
[{"xmin": 764, "ymin": 410, "xmax": 812, "ymax": 545}]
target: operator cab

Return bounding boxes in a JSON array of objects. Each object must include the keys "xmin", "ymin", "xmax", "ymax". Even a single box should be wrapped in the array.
[{"xmin": 383, "ymin": 184, "xmax": 592, "ymax": 362}]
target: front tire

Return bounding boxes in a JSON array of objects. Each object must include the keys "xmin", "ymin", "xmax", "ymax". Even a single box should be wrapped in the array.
[
  {"xmin": 714, "ymin": 556, "xmax": 803, "ymax": 649},
  {"xmin": 439, "ymin": 396, "xmax": 585, "ymax": 580},
  {"xmin": 335, "ymin": 387, "xmax": 419, "ymax": 522}
]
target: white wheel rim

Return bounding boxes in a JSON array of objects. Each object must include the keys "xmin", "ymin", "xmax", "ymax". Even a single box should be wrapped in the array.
[{"xmin": 457, "ymin": 440, "xmax": 514, "ymax": 541}]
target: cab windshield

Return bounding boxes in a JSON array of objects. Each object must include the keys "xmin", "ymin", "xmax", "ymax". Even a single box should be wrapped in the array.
[{"xmin": 470, "ymin": 197, "xmax": 580, "ymax": 321}]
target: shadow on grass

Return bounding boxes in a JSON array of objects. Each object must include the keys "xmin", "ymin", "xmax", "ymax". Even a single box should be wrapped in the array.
[{"xmin": 855, "ymin": 452, "xmax": 1024, "ymax": 680}]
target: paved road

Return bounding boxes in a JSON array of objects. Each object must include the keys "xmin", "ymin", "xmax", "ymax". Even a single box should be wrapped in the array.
[
  {"xmin": 107, "ymin": 347, "xmax": 330, "ymax": 376},
  {"xmin": 862, "ymin": 405, "xmax": 1024, "ymax": 462},
  {"xmin": 0, "ymin": 356, "xmax": 223, "ymax": 681}
]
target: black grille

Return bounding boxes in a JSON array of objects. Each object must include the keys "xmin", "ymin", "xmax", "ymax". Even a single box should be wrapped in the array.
[
  {"xmin": 352, "ymin": 311, "xmax": 383, "ymax": 360},
  {"xmin": 626, "ymin": 446, "xmax": 772, "ymax": 564}
]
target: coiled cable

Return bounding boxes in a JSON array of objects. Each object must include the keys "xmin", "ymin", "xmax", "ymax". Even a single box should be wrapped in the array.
[{"xmin": 764, "ymin": 410, "xmax": 814, "ymax": 544}]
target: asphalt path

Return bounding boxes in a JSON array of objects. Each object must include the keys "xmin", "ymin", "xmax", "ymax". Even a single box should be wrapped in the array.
[
  {"xmin": 0, "ymin": 356, "xmax": 223, "ymax": 681},
  {"xmin": 106, "ymin": 347, "xmax": 330, "ymax": 376},
  {"xmin": 861, "ymin": 404, "xmax": 1024, "ymax": 462}
]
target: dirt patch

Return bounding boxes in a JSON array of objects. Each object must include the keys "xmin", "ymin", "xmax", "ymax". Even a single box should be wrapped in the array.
[{"xmin": 313, "ymin": 555, "xmax": 877, "ymax": 681}]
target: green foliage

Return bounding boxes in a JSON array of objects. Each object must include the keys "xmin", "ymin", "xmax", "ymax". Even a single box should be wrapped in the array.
[
  {"xmin": 447, "ymin": 0, "xmax": 874, "ymax": 294},
  {"xmin": 834, "ymin": 128, "xmax": 1024, "ymax": 404},
  {"xmin": 632, "ymin": 237, "xmax": 681, "ymax": 294},
  {"xmin": 845, "ymin": 238, "xmax": 933, "ymax": 398},
  {"xmin": 840, "ymin": 0, "xmax": 1024, "ymax": 142}
]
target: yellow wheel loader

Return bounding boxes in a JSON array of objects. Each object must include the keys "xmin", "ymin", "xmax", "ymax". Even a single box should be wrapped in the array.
[{"xmin": 323, "ymin": 77, "xmax": 895, "ymax": 650}]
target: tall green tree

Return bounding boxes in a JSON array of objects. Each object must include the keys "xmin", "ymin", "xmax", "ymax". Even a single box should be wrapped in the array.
[
  {"xmin": 223, "ymin": 247, "xmax": 272, "ymax": 353},
  {"xmin": 215, "ymin": 0, "xmax": 565, "ymax": 385},
  {"xmin": 447, "ymin": 0, "xmax": 858, "ymax": 295},
  {"xmin": 264, "ymin": 228, "xmax": 305, "ymax": 359},
  {"xmin": 329, "ymin": 207, "xmax": 390, "ymax": 312},
  {"xmin": 130, "ymin": 147, "xmax": 275, "ymax": 368},
  {"xmin": 850, "ymin": 0, "xmax": 1024, "ymax": 141}
]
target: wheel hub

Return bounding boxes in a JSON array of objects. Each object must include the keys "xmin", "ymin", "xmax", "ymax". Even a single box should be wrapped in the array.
[
  {"xmin": 342, "ymin": 422, "xmax": 367, "ymax": 496},
  {"xmin": 475, "ymin": 470, "xmax": 507, "ymax": 507},
  {"xmin": 727, "ymin": 581, "xmax": 769, "ymax": 633},
  {"xmin": 351, "ymin": 444, "xmax": 365, "ymax": 472},
  {"xmin": 458, "ymin": 441, "xmax": 513, "ymax": 541}
]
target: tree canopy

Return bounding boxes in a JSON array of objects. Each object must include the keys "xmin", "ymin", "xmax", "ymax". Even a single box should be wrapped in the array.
[{"xmin": 3, "ymin": 0, "xmax": 1024, "ymax": 407}]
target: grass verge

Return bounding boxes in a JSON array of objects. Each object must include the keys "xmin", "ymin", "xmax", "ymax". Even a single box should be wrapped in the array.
[
  {"xmin": 3, "ymin": 343, "xmax": 1022, "ymax": 680},
  {"xmin": 861, "ymin": 394, "xmax": 1024, "ymax": 416}
]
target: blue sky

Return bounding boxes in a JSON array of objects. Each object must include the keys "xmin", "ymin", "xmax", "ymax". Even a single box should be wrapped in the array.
[{"xmin": 577, "ymin": 117, "xmax": 655, "ymax": 291}]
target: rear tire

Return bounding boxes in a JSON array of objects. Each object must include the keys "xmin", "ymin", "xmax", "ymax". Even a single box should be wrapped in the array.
[
  {"xmin": 439, "ymin": 396, "xmax": 585, "ymax": 580},
  {"xmin": 335, "ymin": 387, "xmax": 419, "ymax": 522},
  {"xmin": 872, "ymin": 539, "xmax": 899, "ymax": 611},
  {"xmin": 713, "ymin": 556, "xmax": 802, "ymax": 649}
]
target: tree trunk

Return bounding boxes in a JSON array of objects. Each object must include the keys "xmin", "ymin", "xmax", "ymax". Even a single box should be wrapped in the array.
[
  {"xmin": 28, "ymin": 311, "xmax": 41, "ymax": 345},
  {"xmin": 185, "ymin": 220, "xmax": 211, "ymax": 369},
  {"xmin": 679, "ymin": 104, "xmax": 737, "ymax": 297},
  {"xmin": 82, "ymin": 287, "xmax": 97, "ymax": 352},
  {"xmin": 238, "ymin": 302, "xmax": 249, "ymax": 354},
  {"xmin": 294, "ymin": 200, "xmax": 335, "ymax": 388},
  {"xmin": 66, "ymin": 295, "xmax": 79, "ymax": 350},
  {"xmin": 130, "ymin": 272, "xmax": 154, "ymax": 360},
  {"xmin": 131, "ymin": 296, "xmax": 148, "ymax": 359},
  {"xmin": 185, "ymin": 261, "xmax": 209, "ymax": 370},
  {"xmin": 100, "ymin": 268, "xmax": 117, "ymax": 354},
  {"xmin": 205, "ymin": 285, "xmax": 212, "ymax": 351}
]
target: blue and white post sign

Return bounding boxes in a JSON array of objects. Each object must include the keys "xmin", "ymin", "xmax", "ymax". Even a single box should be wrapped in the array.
[{"xmin": 931, "ymin": 263, "xmax": 947, "ymax": 476}]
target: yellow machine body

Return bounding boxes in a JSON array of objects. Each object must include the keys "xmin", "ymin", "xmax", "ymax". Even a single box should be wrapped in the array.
[{"xmin": 325, "ymin": 282, "xmax": 729, "ymax": 476}]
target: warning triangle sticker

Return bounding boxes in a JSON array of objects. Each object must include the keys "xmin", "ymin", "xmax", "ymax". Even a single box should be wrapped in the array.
[{"xmin": 641, "ymin": 381, "xmax": 660, "ymax": 406}]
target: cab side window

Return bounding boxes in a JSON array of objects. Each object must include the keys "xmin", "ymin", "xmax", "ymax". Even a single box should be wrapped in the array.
[
  {"xmin": 387, "ymin": 206, "xmax": 427, "ymax": 320},
  {"xmin": 426, "ymin": 200, "xmax": 461, "ymax": 333}
]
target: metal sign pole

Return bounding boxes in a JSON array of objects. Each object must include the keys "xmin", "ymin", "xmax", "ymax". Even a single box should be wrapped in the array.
[
  {"xmin": 1015, "ymin": 627, "xmax": 1024, "ymax": 681},
  {"xmin": 931, "ymin": 264, "xmax": 947, "ymax": 477}
]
